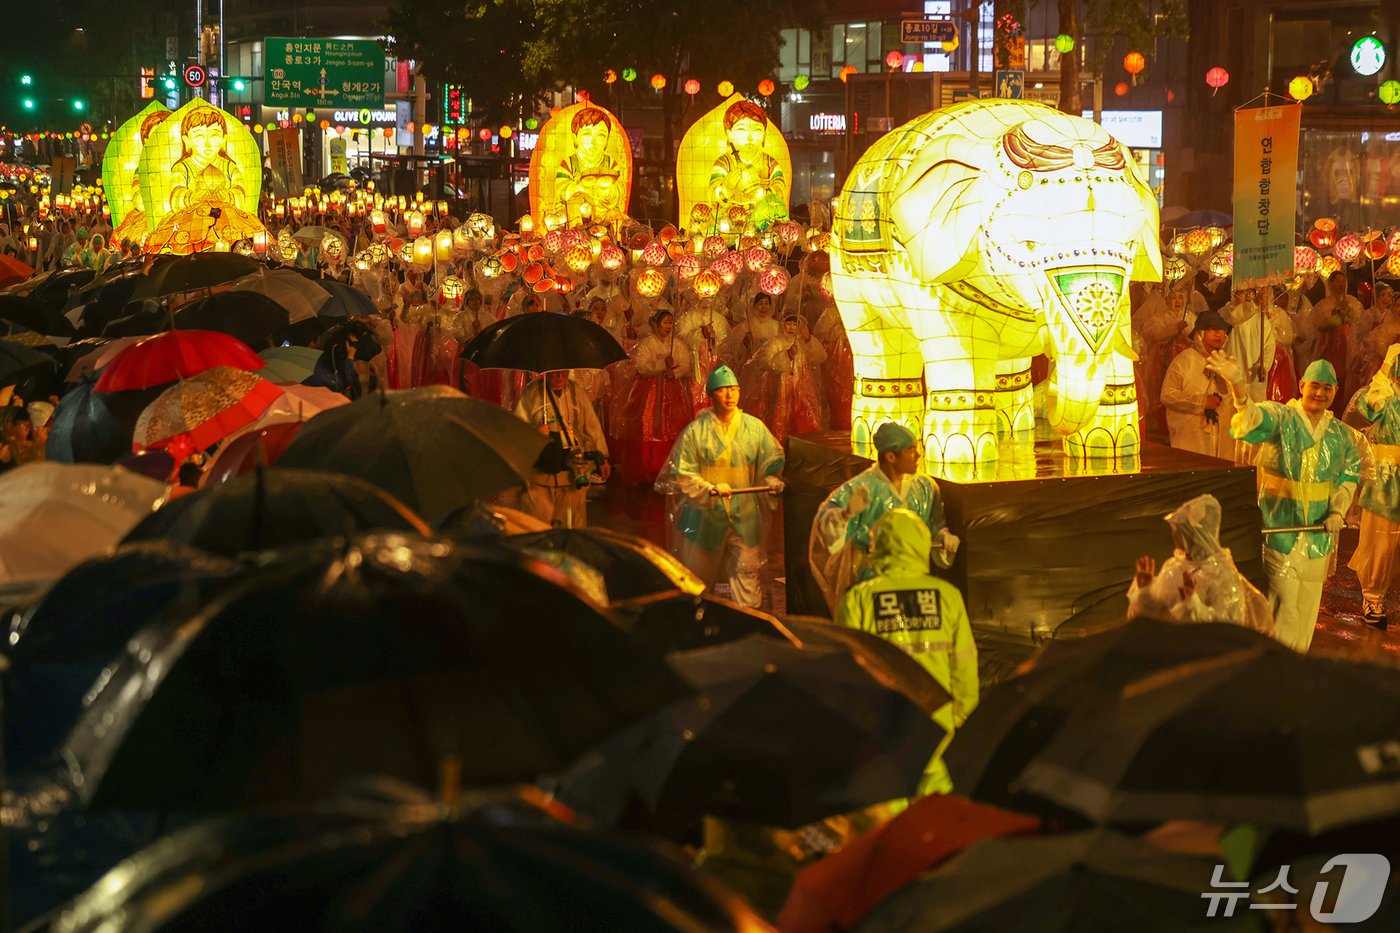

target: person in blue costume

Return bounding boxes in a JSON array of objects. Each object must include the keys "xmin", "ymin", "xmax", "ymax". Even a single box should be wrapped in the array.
[
  {"xmin": 656, "ymin": 364, "xmax": 783, "ymax": 608},
  {"xmin": 809, "ymin": 422, "xmax": 959, "ymax": 614},
  {"xmin": 1210, "ymin": 352, "xmax": 1361, "ymax": 651}
]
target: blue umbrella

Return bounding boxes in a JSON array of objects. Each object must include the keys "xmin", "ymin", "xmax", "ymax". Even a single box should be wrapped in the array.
[{"xmin": 313, "ymin": 279, "xmax": 377, "ymax": 318}]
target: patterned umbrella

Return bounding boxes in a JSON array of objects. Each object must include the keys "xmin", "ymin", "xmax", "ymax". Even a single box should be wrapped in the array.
[
  {"xmin": 133, "ymin": 366, "xmax": 284, "ymax": 453},
  {"xmin": 95, "ymin": 330, "xmax": 264, "ymax": 392}
]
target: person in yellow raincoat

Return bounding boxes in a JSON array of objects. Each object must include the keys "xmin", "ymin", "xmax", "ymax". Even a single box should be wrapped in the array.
[
  {"xmin": 836, "ymin": 508, "xmax": 978, "ymax": 795},
  {"xmin": 656, "ymin": 364, "xmax": 783, "ymax": 608}
]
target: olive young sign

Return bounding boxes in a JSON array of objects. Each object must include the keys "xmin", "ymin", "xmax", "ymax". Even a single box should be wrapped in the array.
[{"xmin": 264, "ymin": 37, "xmax": 385, "ymax": 108}]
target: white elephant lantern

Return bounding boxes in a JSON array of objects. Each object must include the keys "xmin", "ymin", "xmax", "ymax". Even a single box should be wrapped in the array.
[{"xmin": 831, "ymin": 99, "xmax": 1162, "ymax": 467}]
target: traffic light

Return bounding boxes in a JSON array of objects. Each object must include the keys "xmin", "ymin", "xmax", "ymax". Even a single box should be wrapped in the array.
[
  {"xmin": 161, "ymin": 75, "xmax": 177, "ymax": 92},
  {"xmin": 21, "ymin": 98, "xmax": 35, "ymax": 111},
  {"xmin": 229, "ymin": 77, "xmax": 247, "ymax": 92},
  {"xmin": 19, "ymin": 75, "xmax": 32, "ymax": 86},
  {"xmin": 72, "ymin": 99, "xmax": 85, "ymax": 112}
]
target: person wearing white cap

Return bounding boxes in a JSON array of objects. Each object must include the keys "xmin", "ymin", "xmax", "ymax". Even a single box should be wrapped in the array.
[
  {"xmin": 809, "ymin": 421, "xmax": 959, "ymax": 615},
  {"xmin": 1209, "ymin": 352, "xmax": 1361, "ymax": 651},
  {"xmin": 656, "ymin": 364, "xmax": 783, "ymax": 608}
]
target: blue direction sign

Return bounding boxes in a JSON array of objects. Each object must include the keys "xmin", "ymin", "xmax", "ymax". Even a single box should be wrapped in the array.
[{"xmin": 901, "ymin": 19, "xmax": 958, "ymax": 44}]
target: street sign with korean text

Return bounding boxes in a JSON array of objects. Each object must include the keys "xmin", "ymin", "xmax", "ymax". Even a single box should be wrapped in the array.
[
  {"xmin": 264, "ymin": 37, "xmax": 385, "ymax": 108},
  {"xmin": 901, "ymin": 19, "xmax": 957, "ymax": 44}
]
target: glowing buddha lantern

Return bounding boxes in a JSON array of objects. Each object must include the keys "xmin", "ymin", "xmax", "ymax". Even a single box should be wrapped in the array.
[
  {"xmin": 528, "ymin": 101, "xmax": 632, "ymax": 228},
  {"xmin": 101, "ymin": 101, "xmax": 169, "ymax": 230}
]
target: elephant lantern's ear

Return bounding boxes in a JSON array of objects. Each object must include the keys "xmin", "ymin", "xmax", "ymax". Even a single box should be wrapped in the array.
[
  {"xmin": 1126, "ymin": 151, "xmax": 1165, "ymax": 283},
  {"xmin": 889, "ymin": 144, "xmax": 984, "ymax": 284}
]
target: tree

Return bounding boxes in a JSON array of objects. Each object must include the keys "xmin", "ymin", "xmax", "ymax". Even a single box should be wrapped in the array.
[
  {"xmin": 381, "ymin": 0, "xmax": 551, "ymax": 124},
  {"xmin": 1004, "ymin": 0, "xmax": 1189, "ymax": 112},
  {"xmin": 523, "ymin": 0, "xmax": 825, "ymax": 160}
]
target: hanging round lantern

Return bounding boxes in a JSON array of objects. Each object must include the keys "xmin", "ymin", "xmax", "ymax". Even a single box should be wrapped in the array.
[
  {"xmin": 622, "ymin": 67, "xmax": 637, "ymax": 82},
  {"xmin": 693, "ymin": 270, "xmax": 722, "ymax": 298},
  {"xmin": 839, "ymin": 66, "xmax": 858, "ymax": 84},
  {"xmin": 650, "ymin": 74, "xmax": 667, "ymax": 90},
  {"xmin": 478, "ymin": 128, "xmax": 492, "ymax": 141},
  {"xmin": 758, "ymin": 265, "xmax": 789, "ymax": 296},
  {"xmin": 942, "ymin": 36, "xmax": 959, "ymax": 53},
  {"xmin": 1288, "ymin": 76, "xmax": 1314, "ymax": 101},
  {"xmin": 684, "ymin": 78, "xmax": 700, "ymax": 96},
  {"xmin": 744, "ymin": 246, "xmax": 773, "ymax": 271},
  {"xmin": 599, "ymin": 244, "xmax": 625, "ymax": 271},
  {"xmin": 1163, "ymin": 255, "xmax": 1189, "ymax": 284},
  {"xmin": 1294, "ymin": 245, "xmax": 1319, "ymax": 273},
  {"xmin": 1114, "ymin": 82, "xmax": 1129, "ymax": 97},
  {"xmin": 794, "ymin": 75, "xmax": 810, "ymax": 91},
  {"xmin": 1123, "ymin": 51, "xmax": 1145, "ymax": 76},
  {"xmin": 1334, "ymin": 234, "xmax": 1363, "ymax": 263},
  {"xmin": 640, "ymin": 241, "xmax": 668, "ymax": 266},
  {"xmin": 758, "ymin": 79, "xmax": 775, "ymax": 97},
  {"xmin": 718, "ymin": 80, "xmax": 735, "ymax": 97},
  {"xmin": 499, "ymin": 125, "xmax": 513, "ymax": 139},
  {"xmin": 1381, "ymin": 81, "xmax": 1400, "ymax": 106},
  {"xmin": 1317, "ymin": 255, "xmax": 1342, "ymax": 279},
  {"xmin": 1206, "ymin": 67, "xmax": 1229, "ymax": 90},
  {"xmin": 885, "ymin": 50, "xmax": 905, "ymax": 70},
  {"xmin": 674, "ymin": 254, "xmax": 702, "ymax": 280},
  {"xmin": 565, "ymin": 244, "xmax": 593, "ymax": 274},
  {"xmin": 525, "ymin": 117, "xmax": 539, "ymax": 130},
  {"xmin": 634, "ymin": 267, "xmax": 667, "ymax": 298},
  {"xmin": 1054, "ymin": 34, "xmax": 1075, "ymax": 54},
  {"xmin": 604, "ymin": 69, "xmax": 618, "ymax": 84}
]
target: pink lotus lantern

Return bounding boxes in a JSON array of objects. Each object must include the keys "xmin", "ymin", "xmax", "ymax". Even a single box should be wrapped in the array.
[
  {"xmin": 690, "ymin": 203, "xmax": 714, "ymax": 228},
  {"xmin": 744, "ymin": 246, "xmax": 773, "ymax": 272},
  {"xmin": 1293, "ymin": 245, "xmax": 1319, "ymax": 273},
  {"xmin": 726, "ymin": 204, "xmax": 749, "ymax": 228},
  {"xmin": 640, "ymin": 241, "xmax": 668, "ymax": 266},
  {"xmin": 543, "ymin": 229, "xmax": 565, "ymax": 254},
  {"xmin": 599, "ymin": 245, "xmax": 626, "ymax": 271},
  {"xmin": 773, "ymin": 221, "xmax": 803, "ymax": 252},
  {"xmin": 702, "ymin": 235, "xmax": 728, "ymax": 259},
  {"xmin": 711, "ymin": 251, "xmax": 743, "ymax": 284},
  {"xmin": 1334, "ymin": 234, "xmax": 1362, "ymax": 263},
  {"xmin": 675, "ymin": 254, "xmax": 702, "ymax": 280},
  {"xmin": 758, "ymin": 266, "xmax": 789, "ymax": 296}
]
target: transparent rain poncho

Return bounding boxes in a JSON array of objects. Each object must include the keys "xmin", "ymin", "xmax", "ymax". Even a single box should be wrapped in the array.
[{"xmin": 1127, "ymin": 493, "xmax": 1275, "ymax": 636}]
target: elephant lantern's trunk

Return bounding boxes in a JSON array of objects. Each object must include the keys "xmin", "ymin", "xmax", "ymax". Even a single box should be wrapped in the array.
[{"xmin": 1043, "ymin": 269, "xmax": 1126, "ymax": 436}]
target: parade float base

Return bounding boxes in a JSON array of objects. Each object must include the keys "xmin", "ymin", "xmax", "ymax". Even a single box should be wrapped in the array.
[{"xmin": 783, "ymin": 432, "xmax": 1265, "ymax": 684}]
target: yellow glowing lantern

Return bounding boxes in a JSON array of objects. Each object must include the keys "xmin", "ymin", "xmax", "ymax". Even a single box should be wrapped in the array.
[
  {"xmin": 1386, "ymin": 251, "xmax": 1400, "ymax": 277},
  {"xmin": 565, "ymin": 244, "xmax": 593, "ymax": 273},
  {"xmin": 528, "ymin": 101, "xmax": 632, "ymax": 228},
  {"xmin": 693, "ymin": 270, "xmax": 722, "ymax": 298},
  {"xmin": 1206, "ymin": 226, "xmax": 1227, "ymax": 250},
  {"xmin": 1317, "ymin": 255, "xmax": 1342, "ymax": 278},
  {"xmin": 407, "ymin": 210, "xmax": 425, "ymax": 237},
  {"xmin": 1162, "ymin": 255, "xmax": 1189, "ymax": 283},
  {"xmin": 411, "ymin": 236, "xmax": 434, "ymax": 268},
  {"xmin": 1207, "ymin": 245, "xmax": 1233, "ymax": 278},
  {"xmin": 651, "ymin": 74, "xmax": 667, "ymax": 90},
  {"xmin": 136, "ymin": 97, "xmax": 262, "ymax": 236},
  {"xmin": 101, "ymin": 101, "xmax": 169, "ymax": 229},
  {"xmin": 634, "ymin": 267, "xmax": 667, "ymax": 298},
  {"xmin": 718, "ymin": 80, "xmax": 735, "ymax": 97},
  {"xmin": 322, "ymin": 233, "xmax": 346, "ymax": 261},
  {"xmin": 1181, "ymin": 228, "xmax": 1213, "ymax": 257},
  {"xmin": 434, "ymin": 228, "xmax": 454, "ymax": 262},
  {"xmin": 481, "ymin": 255, "xmax": 503, "ymax": 278},
  {"xmin": 439, "ymin": 276, "xmax": 465, "ymax": 302},
  {"xmin": 1288, "ymin": 76, "xmax": 1314, "ymax": 101}
]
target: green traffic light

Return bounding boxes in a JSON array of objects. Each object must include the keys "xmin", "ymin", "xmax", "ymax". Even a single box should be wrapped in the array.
[
  {"xmin": 20, "ymin": 74, "xmax": 32, "ymax": 86},
  {"xmin": 72, "ymin": 99, "xmax": 85, "ymax": 112},
  {"xmin": 162, "ymin": 77, "xmax": 176, "ymax": 90},
  {"xmin": 22, "ymin": 98, "xmax": 35, "ymax": 110},
  {"xmin": 232, "ymin": 78, "xmax": 247, "ymax": 92}
]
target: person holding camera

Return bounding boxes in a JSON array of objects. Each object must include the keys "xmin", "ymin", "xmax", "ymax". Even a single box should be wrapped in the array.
[{"xmin": 513, "ymin": 369, "xmax": 611, "ymax": 528}]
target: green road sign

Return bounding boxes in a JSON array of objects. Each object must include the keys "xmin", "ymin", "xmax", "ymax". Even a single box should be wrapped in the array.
[{"xmin": 263, "ymin": 37, "xmax": 385, "ymax": 108}]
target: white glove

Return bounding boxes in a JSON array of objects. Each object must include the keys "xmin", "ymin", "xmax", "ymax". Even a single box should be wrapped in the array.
[
  {"xmin": 846, "ymin": 484, "xmax": 871, "ymax": 516},
  {"xmin": 1204, "ymin": 350, "xmax": 1247, "ymax": 396},
  {"xmin": 1323, "ymin": 512, "xmax": 1345, "ymax": 534}
]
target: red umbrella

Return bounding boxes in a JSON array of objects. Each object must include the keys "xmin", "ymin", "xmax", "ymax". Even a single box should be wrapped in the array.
[
  {"xmin": 777, "ymin": 795, "xmax": 1041, "ymax": 933},
  {"xmin": 95, "ymin": 330, "xmax": 264, "ymax": 392},
  {"xmin": 201, "ymin": 420, "xmax": 306, "ymax": 485},
  {"xmin": 133, "ymin": 367, "xmax": 285, "ymax": 454},
  {"xmin": 0, "ymin": 254, "xmax": 34, "ymax": 287}
]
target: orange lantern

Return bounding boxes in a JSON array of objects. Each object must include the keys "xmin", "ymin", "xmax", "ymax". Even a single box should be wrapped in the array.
[
  {"xmin": 651, "ymin": 74, "xmax": 667, "ymax": 91},
  {"xmin": 634, "ymin": 267, "xmax": 667, "ymax": 298},
  {"xmin": 839, "ymin": 66, "xmax": 857, "ymax": 84},
  {"xmin": 1123, "ymin": 52, "xmax": 1145, "ymax": 76},
  {"xmin": 523, "ymin": 261, "xmax": 545, "ymax": 285},
  {"xmin": 693, "ymin": 270, "xmax": 722, "ymax": 298},
  {"xmin": 565, "ymin": 244, "xmax": 593, "ymax": 273},
  {"xmin": 758, "ymin": 79, "xmax": 775, "ymax": 96}
]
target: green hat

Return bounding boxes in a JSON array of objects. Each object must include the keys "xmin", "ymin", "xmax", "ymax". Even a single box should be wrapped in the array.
[
  {"xmin": 873, "ymin": 422, "xmax": 918, "ymax": 454},
  {"xmin": 705, "ymin": 364, "xmax": 739, "ymax": 393},
  {"xmin": 1301, "ymin": 359, "xmax": 1338, "ymax": 387}
]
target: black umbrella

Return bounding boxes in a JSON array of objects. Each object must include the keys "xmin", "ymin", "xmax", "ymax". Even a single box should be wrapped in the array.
[
  {"xmin": 4, "ymin": 543, "xmax": 240, "ymax": 774},
  {"xmin": 100, "ymin": 305, "xmax": 166, "ymax": 338},
  {"xmin": 277, "ymin": 387, "xmax": 547, "ymax": 521},
  {"xmin": 63, "ymin": 533, "xmax": 691, "ymax": 810},
  {"xmin": 0, "ymin": 336, "xmax": 55, "ymax": 386},
  {"xmin": 945, "ymin": 617, "xmax": 1285, "ymax": 812},
  {"xmin": 128, "ymin": 253, "xmax": 260, "ymax": 301},
  {"xmin": 858, "ymin": 829, "xmax": 1261, "ymax": 933},
  {"xmin": 312, "ymin": 277, "xmax": 378, "ymax": 318},
  {"xmin": 172, "ymin": 291, "xmax": 292, "ymax": 350},
  {"xmin": 121, "ymin": 467, "xmax": 430, "ymax": 557},
  {"xmin": 611, "ymin": 592, "xmax": 786, "ymax": 654},
  {"xmin": 64, "ymin": 261, "xmax": 161, "ymax": 337},
  {"xmin": 563, "ymin": 634, "xmax": 946, "ymax": 830},
  {"xmin": 460, "ymin": 312, "xmax": 626, "ymax": 372},
  {"xmin": 1019, "ymin": 648, "xmax": 1400, "ymax": 834},
  {"xmin": 503, "ymin": 527, "xmax": 705, "ymax": 602},
  {"xmin": 49, "ymin": 788, "xmax": 763, "ymax": 932},
  {"xmin": 46, "ymin": 379, "xmax": 167, "ymax": 464}
]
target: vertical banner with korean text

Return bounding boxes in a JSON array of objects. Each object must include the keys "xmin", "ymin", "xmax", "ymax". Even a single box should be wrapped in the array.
[{"xmin": 1233, "ymin": 104, "xmax": 1301, "ymax": 290}]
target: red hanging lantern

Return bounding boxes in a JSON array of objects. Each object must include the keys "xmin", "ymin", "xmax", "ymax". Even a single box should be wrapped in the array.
[
  {"xmin": 1206, "ymin": 67, "xmax": 1229, "ymax": 90},
  {"xmin": 1123, "ymin": 51, "xmax": 1145, "ymax": 76},
  {"xmin": 758, "ymin": 79, "xmax": 775, "ymax": 97},
  {"xmin": 684, "ymin": 78, "xmax": 700, "ymax": 96},
  {"xmin": 885, "ymin": 50, "xmax": 905, "ymax": 70}
]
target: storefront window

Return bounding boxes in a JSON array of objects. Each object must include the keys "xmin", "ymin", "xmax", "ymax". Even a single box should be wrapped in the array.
[
  {"xmin": 1270, "ymin": 4, "xmax": 1394, "ymax": 106},
  {"xmin": 1299, "ymin": 128, "xmax": 1400, "ymax": 230}
]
